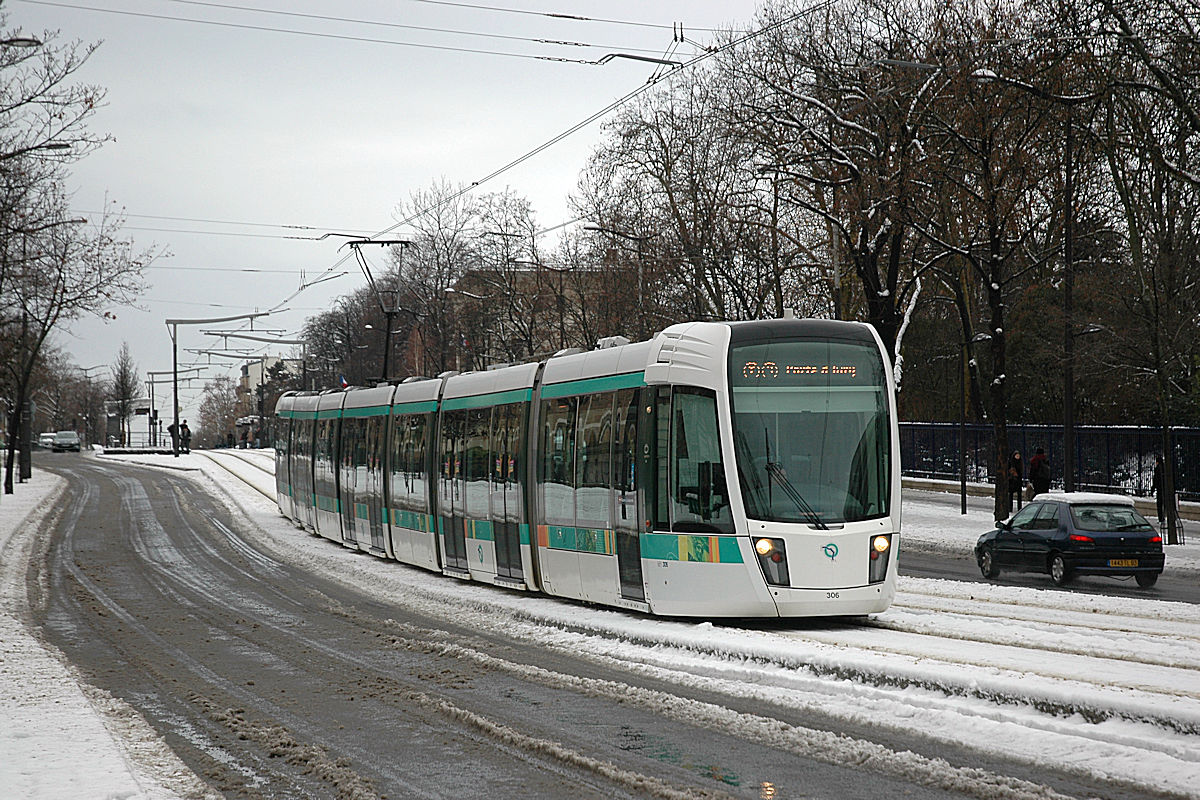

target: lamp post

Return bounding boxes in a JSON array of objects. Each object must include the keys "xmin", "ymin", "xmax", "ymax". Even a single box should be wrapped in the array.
[
  {"xmin": 379, "ymin": 288, "xmax": 399, "ymax": 382},
  {"xmin": 148, "ymin": 368, "xmax": 201, "ymax": 448},
  {"xmin": 167, "ymin": 312, "xmax": 270, "ymax": 457},
  {"xmin": 77, "ymin": 364, "xmax": 106, "ymax": 448},
  {"xmin": 585, "ymin": 225, "xmax": 650, "ymax": 340},
  {"xmin": 960, "ymin": 333, "xmax": 992, "ymax": 514}
]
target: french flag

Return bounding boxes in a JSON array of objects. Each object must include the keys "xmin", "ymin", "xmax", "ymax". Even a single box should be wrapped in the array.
[{"xmin": 339, "ymin": 375, "xmax": 348, "ymax": 389}]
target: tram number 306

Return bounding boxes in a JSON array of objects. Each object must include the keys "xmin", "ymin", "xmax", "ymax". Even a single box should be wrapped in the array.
[{"xmin": 827, "ymin": 591, "xmax": 841, "ymax": 599}]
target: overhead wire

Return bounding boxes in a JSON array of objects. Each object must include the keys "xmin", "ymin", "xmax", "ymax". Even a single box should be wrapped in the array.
[
  {"xmin": 44, "ymin": 1, "xmax": 772, "ymax": 388},
  {"xmin": 19, "ymin": 0, "xmax": 672, "ymax": 63},
  {"xmin": 169, "ymin": 4, "xmax": 816, "ymax": 378},
  {"xmin": 75, "ymin": 209, "xmax": 375, "ymax": 233},
  {"xmin": 367, "ymin": 4, "xmax": 823, "ymax": 241},
  {"xmin": 155, "ymin": 0, "xmax": 676, "ymax": 53},
  {"xmin": 399, "ymin": 0, "xmax": 747, "ymax": 33}
]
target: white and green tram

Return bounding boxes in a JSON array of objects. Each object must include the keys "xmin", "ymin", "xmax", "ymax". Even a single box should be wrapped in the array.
[{"xmin": 274, "ymin": 318, "xmax": 900, "ymax": 618}]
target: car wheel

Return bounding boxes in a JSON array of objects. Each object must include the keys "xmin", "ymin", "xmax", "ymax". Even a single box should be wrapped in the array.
[
  {"xmin": 1049, "ymin": 554, "xmax": 1072, "ymax": 586},
  {"xmin": 978, "ymin": 545, "xmax": 1001, "ymax": 579},
  {"xmin": 1135, "ymin": 573, "xmax": 1158, "ymax": 588}
]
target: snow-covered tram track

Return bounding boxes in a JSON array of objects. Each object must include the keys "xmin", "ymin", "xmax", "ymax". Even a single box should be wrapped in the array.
[
  {"xmin": 175, "ymin": 455, "xmax": 1200, "ymax": 797},
  {"xmin": 214, "ymin": 449, "xmax": 275, "ymax": 474},
  {"xmin": 897, "ymin": 577, "xmax": 1200, "ymax": 634},
  {"xmin": 870, "ymin": 601, "xmax": 1200, "ymax": 670}
]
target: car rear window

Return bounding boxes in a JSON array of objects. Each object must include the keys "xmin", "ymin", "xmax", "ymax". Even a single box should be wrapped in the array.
[{"xmin": 1069, "ymin": 504, "xmax": 1154, "ymax": 532}]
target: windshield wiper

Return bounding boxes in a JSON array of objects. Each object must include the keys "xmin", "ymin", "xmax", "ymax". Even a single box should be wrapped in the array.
[{"xmin": 764, "ymin": 461, "xmax": 829, "ymax": 530}]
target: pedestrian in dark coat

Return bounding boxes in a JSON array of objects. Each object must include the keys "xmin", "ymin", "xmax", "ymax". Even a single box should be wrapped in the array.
[
  {"xmin": 1007, "ymin": 450, "xmax": 1024, "ymax": 515},
  {"xmin": 1028, "ymin": 447, "xmax": 1051, "ymax": 498},
  {"xmin": 1153, "ymin": 454, "xmax": 1165, "ymax": 520}
]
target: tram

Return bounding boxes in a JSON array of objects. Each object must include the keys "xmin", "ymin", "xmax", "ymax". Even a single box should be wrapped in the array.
[{"xmin": 274, "ymin": 318, "xmax": 900, "ymax": 617}]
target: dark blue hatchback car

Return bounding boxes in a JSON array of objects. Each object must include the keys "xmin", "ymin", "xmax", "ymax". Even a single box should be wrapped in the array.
[{"xmin": 975, "ymin": 492, "xmax": 1165, "ymax": 588}]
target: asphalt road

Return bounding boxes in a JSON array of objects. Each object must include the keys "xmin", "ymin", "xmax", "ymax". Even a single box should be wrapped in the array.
[
  {"xmin": 34, "ymin": 455, "xmax": 1014, "ymax": 800},
  {"xmin": 29, "ymin": 455, "xmax": 1181, "ymax": 799}
]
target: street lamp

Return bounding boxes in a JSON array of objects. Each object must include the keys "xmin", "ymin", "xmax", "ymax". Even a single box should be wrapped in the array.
[
  {"xmin": 379, "ymin": 287, "xmax": 400, "ymax": 383},
  {"xmin": 960, "ymin": 332, "xmax": 992, "ymax": 514}
]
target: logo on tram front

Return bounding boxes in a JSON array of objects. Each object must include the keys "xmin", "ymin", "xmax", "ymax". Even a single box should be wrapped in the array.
[{"xmin": 822, "ymin": 543, "xmax": 839, "ymax": 561}]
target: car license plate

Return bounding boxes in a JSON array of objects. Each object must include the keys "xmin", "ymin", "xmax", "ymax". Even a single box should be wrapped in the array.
[{"xmin": 1109, "ymin": 559, "xmax": 1138, "ymax": 567}]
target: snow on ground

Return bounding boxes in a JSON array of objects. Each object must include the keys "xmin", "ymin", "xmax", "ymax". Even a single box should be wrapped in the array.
[
  {"xmin": 3, "ymin": 449, "xmax": 1199, "ymax": 798},
  {"xmin": 0, "ymin": 464, "xmax": 217, "ymax": 800}
]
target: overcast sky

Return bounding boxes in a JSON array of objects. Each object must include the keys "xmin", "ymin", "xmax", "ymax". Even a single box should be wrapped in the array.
[{"xmin": 7, "ymin": 0, "xmax": 764, "ymax": 420}]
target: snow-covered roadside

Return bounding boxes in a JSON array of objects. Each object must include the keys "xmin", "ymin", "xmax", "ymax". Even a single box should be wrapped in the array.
[{"xmin": 0, "ymin": 465, "xmax": 215, "ymax": 800}]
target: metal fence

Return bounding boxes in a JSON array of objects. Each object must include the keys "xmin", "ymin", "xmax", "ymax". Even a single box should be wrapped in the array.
[{"xmin": 900, "ymin": 422, "xmax": 1200, "ymax": 500}]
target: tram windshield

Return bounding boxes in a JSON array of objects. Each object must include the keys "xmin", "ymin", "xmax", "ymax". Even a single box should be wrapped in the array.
[{"xmin": 729, "ymin": 338, "xmax": 891, "ymax": 524}]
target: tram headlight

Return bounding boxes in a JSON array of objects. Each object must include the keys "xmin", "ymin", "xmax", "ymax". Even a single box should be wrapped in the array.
[
  {"xmin": 869, "ymin": 534, "xmax": 893, "ymax": 584},
  {"xmin": 754, "ymin": 538, "xmax": 790, "ymax": 586}
]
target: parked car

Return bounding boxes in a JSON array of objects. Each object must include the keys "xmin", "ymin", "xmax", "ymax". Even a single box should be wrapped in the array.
[
  {"xmin": 975, "ymin": 492, "xmax": 1164, "ymax": 588},
  {"xmin": 38, "ymin": 432, "xmax": 55, "ymax": 449},
  {"xmin": 51, "ymin": 430, "xmax": 81, "ymax": 452}
]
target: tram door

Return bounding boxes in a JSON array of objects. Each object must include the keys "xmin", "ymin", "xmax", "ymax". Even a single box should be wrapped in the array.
[
  {"xmin": 491, "ymin": 403, "xmax": 524, "ymax": 581},
  {"xmin": 439, "ymin": 410, "xmax": 469, "ymax": 572},
  {"xmin": 614, "ymin": 388, "xmax": 644, "ymax": 600}
]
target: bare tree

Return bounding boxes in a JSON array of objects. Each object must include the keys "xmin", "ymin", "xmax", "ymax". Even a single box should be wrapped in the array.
[
  {"xmin": 1092, "ymin": 18, "xmax": 1200, "ymax": 541},
  {"xmin": 107, "ymin": 342, "xmax": 139, "ymax": 447},
  {"xmin": 739, "ymin": 0, "xmax": 936, "ymax": 363},
  {"xmin": 196, "ymin": 374, "xmax": 239, "ymax": 448},
  {"xmin": 0, "ymin": 22, "xmax": 157, "ymax": 490}
]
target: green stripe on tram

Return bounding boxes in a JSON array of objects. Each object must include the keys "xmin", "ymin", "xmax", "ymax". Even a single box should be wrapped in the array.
[
  {"xmin": 316, "ymin": 408, "xmax": 341, "ymax": 420},
  {"xmin": 542, "ymin": 525, "xmax": 615, "ymax": 555},
  {"xmin": 640, "ymin": 533, "xmax": 745, "ymax": 564},
  {"xmin": 392, "ymin": 400, "xmax": 437, "ymax": 415},
  {"xmin": 278, "ymin": 409, "xmax": 318, "ymax": 419},
  {"xmin": 442, "ymin": 388, "xmax": 532, "ymax": 411},
  {"xmin": 540, "ymin": 371, "xmax": 645, "ymax": 399},
  {"xmin": 342, "ymin": 405, "xmax": 390, "ymax": 418},
  {"xmin": 465, "ymin": 519, "xmax": 495, "ymax": 541}
]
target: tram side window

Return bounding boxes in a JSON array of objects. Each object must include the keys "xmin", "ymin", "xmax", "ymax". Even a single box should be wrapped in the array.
[
  {"xmin": 275, "ymin": 421, "xmax": 289, "ymax": 454},
  {"xmin": 540, "ymin": 397, "xmax": 577, "ymax": 527},
  {"xmin": 390, "ymin": 413, "xmax": 428, "ymax": 512},
  {"xmin": 315, "ymin": 419, "xmax": 332, "ymax": 471},
  {"xmin": 314, "ymin": 417, "xmax": 338, "ymax": 503},
  {"xmin": 365, "ymin": 417, "xmax": 382, "ymax": 474},
  {"xmin": 342, "ymin": 417, "xmax": 363, "ymax": 490},
  {"xmin": 653, "ymin": 387, "xmax": 670, "ymax": 531},
  {"xmin": 439, "ymin": 410, "xmax": 466, "ymax": 510},
  {"xmin": 613, "ymin": 388, "xmax": 638, "ymax": 527},
  {"xmin": 576, "ymin": 392, "xmax": 614, "ymax": 529},
  {"xmin": 464, "ymin": 407, "xmax": 490, "ymax": 518},
  {"xmin": 671, "ymin": 388, "xmax": 732, "ymax": 533},
  {"xmin": 491, "ymin": 403, "xmax": 523, "ymax": 522}
]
